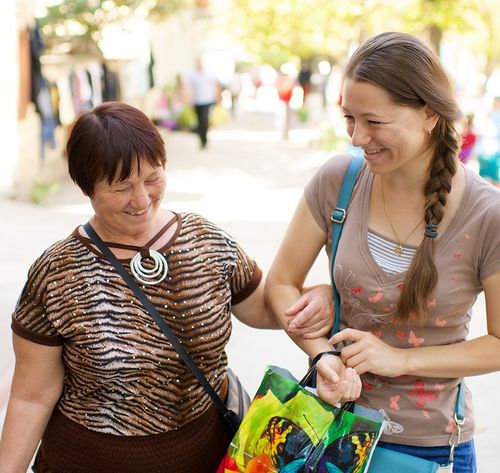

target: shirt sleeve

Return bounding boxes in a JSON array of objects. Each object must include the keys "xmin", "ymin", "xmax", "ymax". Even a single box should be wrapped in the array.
[
  {"xmin": 304, "ymin": 154, "xmax": 354, "ymax": 233},
  {"xmin": 221, "ymin": 234, "xmax": 261, "ymax": 305},
  {"xmin": 11, "ymin": 249, "xmax": 64, "ymax": 346},
  {"xmin": 479, "ymin": 194, "xmax": 500, "ymax": 281},
  {"xmin": 230, "ymin": 243, "xmax": 262, "ymax": 305}
]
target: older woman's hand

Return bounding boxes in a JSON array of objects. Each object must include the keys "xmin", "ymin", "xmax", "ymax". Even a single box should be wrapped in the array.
[
  {"xmin": 285, "ymin": 284, "xmax": 333, "ymax": 338},
  {"xmin": 316, "ymin": 353, "xmax": 361, "ymax": 405}
]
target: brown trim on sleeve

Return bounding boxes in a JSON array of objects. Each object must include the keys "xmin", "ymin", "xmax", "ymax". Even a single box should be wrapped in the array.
[
  {"xmin": 231, "ymin": 266, "xmax": 262, "ymax": 305},
  {"xmin": 11, "ymin": 318, "xmax": 63, "ymax": 346}
]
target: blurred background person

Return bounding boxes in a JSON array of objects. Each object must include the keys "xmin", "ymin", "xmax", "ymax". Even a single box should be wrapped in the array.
[
  {"xmin": 459, "ymin": 113, "xmax": 477, "ymax": 165},
  {"xmin": 228, "ymin": 66, "xmax": 242, "ymax": 119},
  {"xmin": 276, "ymin": 67, "xmax": 296, "ymax": 140},
  {"xmin": 186, "ymin": 56, "xmax": 219, "ymax": 150},
  {"xmin": 477, "ymin": 96, "xmax": 500, "ymax": 187}
]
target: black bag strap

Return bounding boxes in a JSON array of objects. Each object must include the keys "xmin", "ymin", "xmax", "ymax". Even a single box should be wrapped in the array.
[
  {"xmin": 83, "ymin": 222, "xmax": 239, "ymax": 434},
  {"xmin": 300, "ymin": 350, "xmax": 341, "ymax": 387}
]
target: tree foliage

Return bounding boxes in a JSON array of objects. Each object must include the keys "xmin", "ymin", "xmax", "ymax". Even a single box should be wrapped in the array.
[
  {"xmin": 468, "ymin": 0, "xmax": 500, "ymax": 86},
  {"xmin": 227, "ymin": 0, "xmax": 499, "ymax": 67},
  {"xmin": 399, "ymin": 0, "xmax": 479, "ymax": 51},
  {"xmin": 37, "ymin": 0, "xmax": 188, "ymax": 48},
  {"xmin": 228, "ymin": 0, "xmax": 351, "ymax": 67},
  {"xmin": 36, "ymin": 0, "xmax": 500, "ymax": 87}
]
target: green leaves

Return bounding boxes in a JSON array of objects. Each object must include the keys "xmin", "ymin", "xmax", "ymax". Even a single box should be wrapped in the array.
[{"xmin": 37, "ymin": 0, "xmax": 189, "ymax": 48}]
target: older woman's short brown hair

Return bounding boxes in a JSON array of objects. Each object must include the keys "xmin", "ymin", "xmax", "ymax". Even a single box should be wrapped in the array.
[{"xmin": 67, "ymin": 101, "xmax": 166, "ymax": 197}]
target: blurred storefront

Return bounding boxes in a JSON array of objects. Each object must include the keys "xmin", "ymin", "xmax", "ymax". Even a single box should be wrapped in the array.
[
  {"xmin": 2, "ymin": 0, "xmax": 23, "ymax": 197},
  {"xmin": 4, "ymin": 0, "xmax": 235, "ymax": 201}
]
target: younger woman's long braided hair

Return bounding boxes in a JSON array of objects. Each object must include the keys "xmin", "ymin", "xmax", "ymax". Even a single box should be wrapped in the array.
[{"xmin": 344, "ymin": 32, "xmax": 462, "ymax": 323}]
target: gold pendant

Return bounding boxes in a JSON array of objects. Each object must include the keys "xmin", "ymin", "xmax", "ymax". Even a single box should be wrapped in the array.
[{"xmin": 394, "ymin": 244, "xmax": 404, "ymax": 256}]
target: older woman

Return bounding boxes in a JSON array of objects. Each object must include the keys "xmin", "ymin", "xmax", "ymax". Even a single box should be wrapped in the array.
[{"xmin": 0, "ymin": 102, "xmax": 332, "ymax": 473}]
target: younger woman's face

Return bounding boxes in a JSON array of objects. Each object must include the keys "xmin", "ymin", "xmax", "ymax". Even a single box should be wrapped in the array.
[{"xmin": 341, "ymin": 79, "xmax": 437, "ymax": 175}]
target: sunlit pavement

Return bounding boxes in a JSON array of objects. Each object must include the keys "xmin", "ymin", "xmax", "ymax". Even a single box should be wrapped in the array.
[{"xmin": 1, "ymin": 109, "xmax": 498, "ymax": 471}]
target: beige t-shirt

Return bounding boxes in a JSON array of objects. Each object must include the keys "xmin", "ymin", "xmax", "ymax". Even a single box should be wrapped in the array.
[{"xmin": 305, "ymin": 154, "xmax": 500, "ymax": 446}]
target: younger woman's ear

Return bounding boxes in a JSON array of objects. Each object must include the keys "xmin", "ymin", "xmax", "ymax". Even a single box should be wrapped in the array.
[{"xmin": 424, "ymin": 106, "xmax": 439, "ymax": 133}]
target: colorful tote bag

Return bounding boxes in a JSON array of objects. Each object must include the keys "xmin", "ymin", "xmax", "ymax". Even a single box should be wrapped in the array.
[{"xmin": 218, "ymin": 366, "xmax": 384, "ymax": 473}]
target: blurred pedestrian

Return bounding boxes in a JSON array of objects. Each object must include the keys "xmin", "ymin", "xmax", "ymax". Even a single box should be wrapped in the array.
[
  {"xmin": 186, "ymin": 56, "xmax": 219, "ymax": 149},
  {"xmin": 298, "ymin": 62, "xmax": 312, "ymax": 101},
  {"xmin": 459, "ymin": 113, "xmax": 477, "ymax": 165},
  {"xmin": 228, "ymin": 67, "xmax": 242, "ymax": 119},
  {"xmin": 276, "ymin": 70, "xmax": 295, "ymax": 139},
  {"xmin": 477, "ymin": 96, "xmax": 500, "ymax": 187}
]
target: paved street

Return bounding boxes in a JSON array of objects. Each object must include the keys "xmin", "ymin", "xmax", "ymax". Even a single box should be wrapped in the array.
[{"xmin": 1, "ymin": 110, "xmax": 498, "ymax": 471}]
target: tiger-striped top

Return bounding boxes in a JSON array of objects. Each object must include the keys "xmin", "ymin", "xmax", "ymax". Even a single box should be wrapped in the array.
[{"xmin": 12, "ymin": 212, "xmax": 261, "ymax": 436}]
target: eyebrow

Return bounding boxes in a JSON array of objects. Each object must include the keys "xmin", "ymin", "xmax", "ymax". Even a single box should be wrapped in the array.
[
  {"xmin": 113, "ymin": 170, "xmax": 161, "ymax": 185},
  {"xmin": 341, "ymin": 107, "xmax": 386, "ymax": 119}
]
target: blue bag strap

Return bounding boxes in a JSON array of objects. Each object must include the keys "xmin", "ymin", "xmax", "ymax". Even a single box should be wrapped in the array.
[
  {"xmin": 328, "ymin": 156, "xmax": 466, "ymax": 454},
  {"xmin": 448, "ymin": 382, "xmax": 466, "ymax": 462},
  {"xmin": 455, "ymin": 382, "xmax": 465, "ymax": 422},
  {"xmin": 330, "ymin": 155, "xmax": 364, "ymax": 335}
]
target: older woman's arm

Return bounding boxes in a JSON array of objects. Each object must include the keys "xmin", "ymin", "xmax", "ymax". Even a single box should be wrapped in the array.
[
  {"xmin": 231, "ymin": 277, "xmax": 280, "ymax": 329},
  {"xmin": 232, "ymin": 277, "xmax": 333, "ymax": 332},
  {"xmin": 0, "ymin": 335, "xmax": 64, "ymax": 473}
]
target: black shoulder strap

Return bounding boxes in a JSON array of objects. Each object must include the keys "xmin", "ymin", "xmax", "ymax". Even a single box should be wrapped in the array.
[{"xmin": 83, "ymin": 222, "xmax": 238, "ymax": 434}]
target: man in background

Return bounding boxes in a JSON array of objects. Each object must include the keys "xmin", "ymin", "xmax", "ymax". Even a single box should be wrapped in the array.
[{"xmin": 186, "ymin": 56, "xmax": 219, "ymax": 149}]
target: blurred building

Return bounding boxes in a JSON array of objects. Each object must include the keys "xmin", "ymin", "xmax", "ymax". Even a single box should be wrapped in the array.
[{"xmin": 3, "ymin": 0, "xmax": 237, "ymax": 201}]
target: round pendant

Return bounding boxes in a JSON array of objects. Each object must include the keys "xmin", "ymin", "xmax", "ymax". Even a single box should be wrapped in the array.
[
  {"xmin": 130, "ymin": 250, "xmax": 168, "ymax": 285},
  {"xmin": 394, "ymin": 244, "xmax": 404, "ymax": 256}
]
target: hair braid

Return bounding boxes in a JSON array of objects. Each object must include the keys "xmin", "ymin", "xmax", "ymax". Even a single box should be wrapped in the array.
[
  {"xmin": 344, "ymin": 32, "xmax": 463, "ymax": 323},
  {"xmin": 395, "ymin": 119, "xmax": 460, "ymax": 323}
]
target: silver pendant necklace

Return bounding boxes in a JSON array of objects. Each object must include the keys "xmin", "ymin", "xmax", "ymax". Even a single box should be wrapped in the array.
[
  {"xmin": 87, "ymin": 214, "xmax": 178, "ymax": 285},
  {"xmin": 130, "ymin": 248, "xmax": 169, "ymax": 285}
]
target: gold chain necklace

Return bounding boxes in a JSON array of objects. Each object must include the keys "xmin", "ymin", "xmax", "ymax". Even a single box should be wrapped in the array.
[{"xmin": 381, "ymin": 177, "xmax": 424, "ymax": 256}]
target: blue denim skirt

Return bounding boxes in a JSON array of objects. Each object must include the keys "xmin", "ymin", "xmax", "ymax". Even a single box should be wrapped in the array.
[{"xmin": 377, "ymin": 439, "xmax": 477, "ymax": 473}]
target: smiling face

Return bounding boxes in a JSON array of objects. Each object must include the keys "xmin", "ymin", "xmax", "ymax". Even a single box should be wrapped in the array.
[
  {"xmin": 342, "ymin": 79, "xmax": 437, "ymax": 175},
  {"xmin": 90, "ymin": 159, "xmax": 166, "ymax": 241}
]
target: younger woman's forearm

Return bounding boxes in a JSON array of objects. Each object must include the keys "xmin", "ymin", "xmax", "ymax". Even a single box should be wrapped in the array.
[
  {"xmin": 266, "ymin": 282, "xmax": 333, "ymax": 357},
  {"xmin": 404, "ymin": 335, "xmax": 500, "ymax": 377}
]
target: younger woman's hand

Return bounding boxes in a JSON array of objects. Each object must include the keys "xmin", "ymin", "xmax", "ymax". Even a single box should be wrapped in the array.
[
  {"xmin": 329, "ymin": 328, "xmax": 406, "ymax": 377},
  {"xmin": 316, "ymin": 353, "xmax": 361, "ymax": 405},
  {"xmin": 285, "ymin": 284, "xmax": 333, "ymax": 339}
]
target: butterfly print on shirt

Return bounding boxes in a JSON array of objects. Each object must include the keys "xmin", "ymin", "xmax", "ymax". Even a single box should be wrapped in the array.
[
  {"xmin": 408, "ymin": 331, "xmax": 425, "ymax": 347},
  {"xmin": 407, "ymin": 380, "xmax": 438, "ymax": 408}
]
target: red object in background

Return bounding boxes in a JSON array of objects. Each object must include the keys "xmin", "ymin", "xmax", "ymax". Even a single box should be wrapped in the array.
[
  {"xmin": 277, "ymin": 75, "xmax": 294, "ymax": 103},
  {"xmin": 459, "ymin": 130, "xmax": 477, "ymax": 164},
  {"xmin": 462, "ymin": 130, "xmax": 477, "ymax": 149}
]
